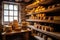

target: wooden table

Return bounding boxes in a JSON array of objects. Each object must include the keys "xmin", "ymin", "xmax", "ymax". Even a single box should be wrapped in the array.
[{"xmin": 2, "ymin": 30, "xmax": 31, "ymax": 40}]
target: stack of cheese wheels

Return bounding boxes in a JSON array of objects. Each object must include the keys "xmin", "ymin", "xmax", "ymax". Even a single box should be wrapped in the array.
[
  {"xmin": 13, "ymin": 20, "xmax": 19, "ymax": 30},
  {"xmin": 5, "ymin": 25, "xmax": 12, "ymax": 32},
  {"xmin": 21, "ymin": 21, "xmax": 27, "ymax": 30}
]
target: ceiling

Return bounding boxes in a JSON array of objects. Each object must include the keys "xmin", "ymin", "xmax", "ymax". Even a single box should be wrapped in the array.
[{"xmin": 0, "ymin": 0, "xmax": 60, "ymax": 5}]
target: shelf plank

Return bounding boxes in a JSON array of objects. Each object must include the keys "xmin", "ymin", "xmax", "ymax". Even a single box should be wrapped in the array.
[
  {"xmin": 26, "ymin": 7, "xmax": 60, "ymax": 16},
  {"xmin": 27, "ymin": 25, "xmax": 60, "ymax": 40},
  {"xmin": 32, "ymin": 34, "xmax": 44, "ymax": 40},
  {"xmin": 34, "ymin": 35, "xmax": 44, "ymax": 40},
  {"xmin": 26, "ymin": 19, "xmax": 60, "ymax": 24}
]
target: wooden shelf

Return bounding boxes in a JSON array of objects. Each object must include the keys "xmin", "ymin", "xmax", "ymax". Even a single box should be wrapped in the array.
[
  {"xmin": 27, "ymin": 25, "xmax": 60, "ymax": 40},
  {"xmin": 26, "ymin": 0, "xmax": 53, "ymax": 9},
  {"xmin": 26, "ymin": 19, "xmax": 60, "ymax": 24},
  {"xmin": 34, "ymin": 35, "xmax": 44, "ymax": 40},
  {"xmin": 26, "ymin": 7, "xmax": 60, "ymax": 16}
]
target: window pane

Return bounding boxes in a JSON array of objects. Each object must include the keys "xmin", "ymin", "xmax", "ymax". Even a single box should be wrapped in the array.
[
  {"xmin": 4, "ymin": 4, "xmax": 8, "ymax": 9},
  {"xmin": 4, "ymin": 16, "xmax": 8, "ymax": 21},
  {"xmin": 9, "ymin": 11, "xmax": 13, "ymax": 16},
  {"xmin": 9, "ymin": 5, "xmax": 13, "ymax": 10},
  {"xmin": 14, "ymin": 11, "xmax": 18, "ymax": 16},
  {"xmin": 14, "ymin": 5, "xmax": 18, "ymax": 10},
  {"xmin": 4, "ymin": 10, "xmax": 8, "ymax": 15},
  {"xmin": 9, "ymin": 17, "xmax": 13, "ymax": 21},
  {"xmin": 14, "ymin": 17, "xmax": 18, "ymax": 21}
]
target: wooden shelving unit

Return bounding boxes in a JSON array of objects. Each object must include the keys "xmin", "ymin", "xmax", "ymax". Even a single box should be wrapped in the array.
[{"xmin": 25, "ymin": 0, "xmax": 60, "ymax": 40}]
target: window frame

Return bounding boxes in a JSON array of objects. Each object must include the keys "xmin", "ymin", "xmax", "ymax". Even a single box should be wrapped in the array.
[{"xmin": 2, "ymin": 1, "xmax": 20, "ymax": 25}]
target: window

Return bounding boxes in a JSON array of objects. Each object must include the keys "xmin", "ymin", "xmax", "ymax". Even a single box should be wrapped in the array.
[{"xmin": 3, "ymin": 3, "xmax": 19, "ymax": 24}]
